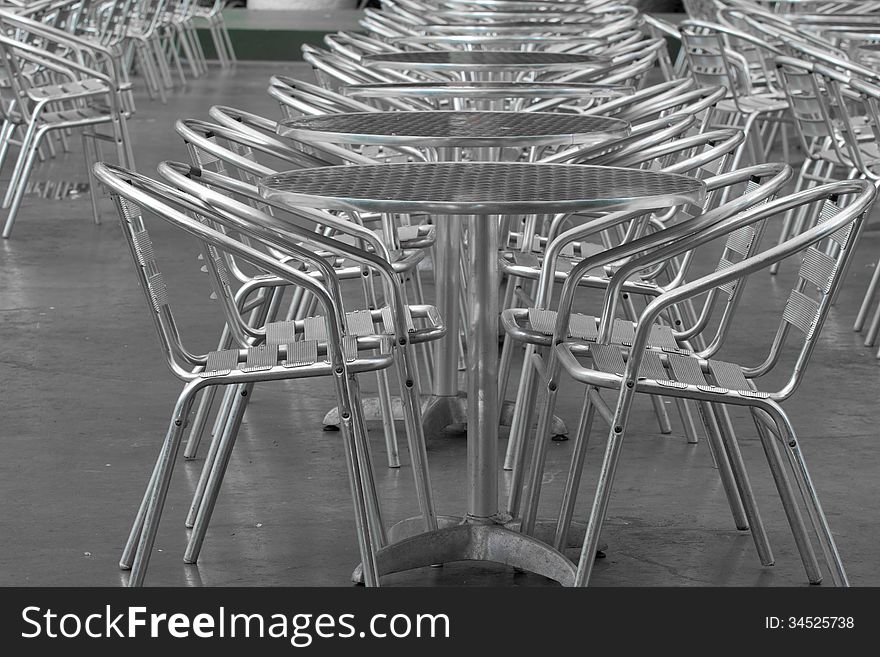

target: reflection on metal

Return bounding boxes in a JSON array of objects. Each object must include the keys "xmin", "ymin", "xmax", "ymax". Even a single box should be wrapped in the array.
[{"xmin": 24, "ymin": 180, "xmax": 90, "ymax": 200}]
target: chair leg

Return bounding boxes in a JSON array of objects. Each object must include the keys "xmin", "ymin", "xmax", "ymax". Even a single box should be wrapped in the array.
[
  {"xmin": 553, "ymin": 386, "xmax": 596, "ymax": 550},
  {"xmin": 394, "ymin": 346, "xmax": 438, "ymax": 531},
  {"xmin": 2, "ymin": 120, "xmax": 40, "ymax": 208},
  {"xmin": 361, "ymin": 273, "xmax": 399, "ymax": 468},
  {"xmin": 82, "ymin": 132, "xmax": 102, "ymax": 225},
  {"xmin": 708, "ymin": 403, "xmax": 774, "ymax": 566},
  {"xmin": 752, "ymin": 410, "xmax": 822, "ymax": 584},
  {"xmin": 375, "ymin": 368, "xmax": 401, "ymax": 468},
  {"xmin": 152, "ymin": 33, "xmax": 175, "ymax": 90},
  {"xmin": 504, "ymin": 344, "xmax": 541, "ymax": 513},
  {"xmin": 177, "ymin": 24, "xmax": 202, "ymax": 78},
  {"xmin": 183, "ymin": 378, "xmax": 221, "ymax": 460},
  {"xmin": 184, "ymin": 382, "xmax": 250, "ymax": 564},
  {"xmin": 184, "ymin": 385, "xmax": 228, "ymax": 531},
  {"xmin": 341, "ymin": 370, "xmax": 386, "ymax": 579},
  {"xmin": 854, "ymin": 236, "xmax": 880, "ymax": 335},
  {"xmin": 168, "ymin": 29, "xmax": 189, "ymax": 87},
  {"xmin": 764, "ymin": 404, "xmax": 848, "ymax": 586},
  {"xmin": 3, "ymin": 127, "xmax": 47, "ymax": 239},
  {"xmin": 0, "ymin": 119, "xmax": 17, "ymax": 173},
  {"xmin": 208, "ymin": 22, "xmax": 227, "ymax": 67},
  {"xmin": 864, "ymin": 299, "xmax": 880, "ymax": 347},
  {"xmin": 573, "ymin": 406, "xmax": 630, "ymax": 586},
  {"xmin": 621, "ymin": 295, "xmax": 672, "ymax": 435},
  {"xmin": 408, "ymin": 268, "xmax": 434, "ymax": 390},
  {"xmin": 519, "ymin": 351, "xmax": 565, "ymax": 535},
  {"xmin": 219, "ymin": 15, "xmax": 237, "ymax": 64},
  {"xmin": 126, "ymin": 384, "xmax": 200, "ymax": 586}
]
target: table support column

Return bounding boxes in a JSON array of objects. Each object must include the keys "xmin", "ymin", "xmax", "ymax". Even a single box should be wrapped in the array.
[
  {"xmin": 432, "ymin": 215, "xmax": 461, "ymax": 397},
  {"xmin": 466, "ymin": 213, "xmax": 499, "ymax": 520}
]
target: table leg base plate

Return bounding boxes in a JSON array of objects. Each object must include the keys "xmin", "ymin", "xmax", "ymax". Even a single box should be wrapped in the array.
[
  {"xmin": 352, "ymin": 519, "xmax": 576, "ymax": 586},
  {"xmin": 352, "ymin": 515, "xmax": 607, "ymax": 585}
]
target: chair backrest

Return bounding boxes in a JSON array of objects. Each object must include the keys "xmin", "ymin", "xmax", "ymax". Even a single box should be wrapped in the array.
[
  {"xmin": 269, "ymin": 72, "xmax": 431, "ymax": 114},
  {"xmin": 774, "ymin": 56, "xmax": 835, "ymax": 157},
  {"xmin": 642, "ymin": 13, "xmax": 684, "ymax": 81},
  {"xmin": 846, "ymin": 74, "xmax": 880, "ymax": 176},
  {"xmin": 173, "ymin": 120, "xmax": 391, "ymax": 260},
  {"xmin": 92, "ymin": 162, "xmax": 345, "ymax": 379},
  {"xmin": 359, "ymin": 8, "xmax": 419, "ymax": 39},
  {"xmin": 206, "ymin": 104, "xmax": 375, "ymax": 165},
  {"xmin": 606, "ymin": 177, "xmax": 875, "ymax": 401},
  {"xmin": 812, "ymin": 61, "xmax": 880, "ymax": 178},
  {"xmin": 544, "ymin": 36, "xmax": 664, "ymax": 88},
  {"xmin": 302, "ymin": 44, "xmax": 424, "ymax": 92},
  {"xmin": 680, "ymin": 22, "xmax": 742, "ymax": 95},
  {"xmin": 541, "ymin": 113, "xmax": 697, "ymax": 165},
  {"xmin": 542, "ymin": 162, "xmax": 792, "ymax": 341},
  {"xmin": 158, "ymin": 158, "xmax": 416, "ymax": 339},
  {"xmin": 687, "ymin": 18, "xmax": 784, "ymax": 91},
  {"xmin": 690, "ymin": 179, "xmax": 874, "ymax": 396},
  {"xmin": 159, "ymin": 158, "xmax": 394, "ymax": 265},
  {"xmin": 683, "ymin": 0, "xmax": 721, "ymax": 22},
  {"xmin": 581, "ymin": 77, "xmax": 695, "ymax": 119}
]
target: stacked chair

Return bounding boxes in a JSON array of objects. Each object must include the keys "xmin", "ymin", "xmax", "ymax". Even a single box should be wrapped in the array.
[
  {"xmin": 0, "ymin": 0, "xmax": 236, "ymax": 238},
  {"xmin": 89, "ymin": 0, "xmax": 878, "ymax": 587},
  {"xmin": 698, "ymin": 1, "xmax": 880, "ymax": 353}
]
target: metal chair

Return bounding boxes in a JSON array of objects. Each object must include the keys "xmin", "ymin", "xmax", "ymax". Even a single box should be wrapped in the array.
[
  {"xmin": 680, "ymin": 21, "xmax": 790, "ymax": 168},
  {"xmin": 171, "ymin": 117, "xmax": 436, "ymax": 468},
  {"xmin": 500, "ymin": 133, "xmax": 765, "ymax": 487},
  {"xmin": 93, "ymin": 161, "xmax": 422, "ymax": 587},
  {"xmin": 156, "ymin": 158, "xmax": 443, "ymax": 562},
  {"xmin": 0, "ymin": 22, "xmax": 134, "ymax": 238},
  {"xmin": 547, "ymin": 178, "xmax": 876, "ymax": 586},
  {"xmin": 193, "ymin": 0, "xmax": 236, "ymax": 69}
]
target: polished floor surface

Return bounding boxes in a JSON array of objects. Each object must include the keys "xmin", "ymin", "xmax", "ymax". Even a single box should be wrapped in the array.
[{"xmin": 1, "ymin": 63, "xmax": 879, "ymax": 587}]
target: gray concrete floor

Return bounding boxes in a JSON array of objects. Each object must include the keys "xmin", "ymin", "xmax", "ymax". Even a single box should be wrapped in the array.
[{"xmin": 1, "ymin": 63, "xmax": 879, "ymax": 587}]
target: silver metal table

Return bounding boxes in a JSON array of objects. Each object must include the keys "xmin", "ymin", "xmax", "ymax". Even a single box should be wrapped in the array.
[
  {"xmin": 361, "ymin": 50, "xmax": 606, "ymax": 79},
  {"xmin": 259, "ymin": 162, "xmax": 705, "ymax": 585},
  {"xmin": 276, "ymin": 109, "xmax": 629, "ymax": 149},
  {"xmin": 276, "ymin": 110, "xmax": 630, "ymax": 442},
  {"xmin": 413, "ymin": 21, "xmax": 598, "ymax": 34},
  {"xmin": 427, "ymin": 10, "xmax": 614, "ymax": 22},
  {"xmin": 343, "ymin": 81, "xmax": 632, "ymax": 112},
  {"xmin": 438, "ymin": 0, "xmax": 599, "ymax": 8},
  {"xmin": 396, "ymin": 33, "xmax": 604, "ymax": 50}
]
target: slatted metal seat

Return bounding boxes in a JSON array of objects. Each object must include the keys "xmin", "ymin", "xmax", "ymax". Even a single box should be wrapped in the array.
[
  {"xmin": 520, "ymin": 308, "xmax": 689, "ymax": 354},
  {"xmin": 26, "ymin": 77, "xmax": 110, "ymax": 100},
  {"xmin": 584, "ymin": 343, "xmax": 767, "ymax": 398}
]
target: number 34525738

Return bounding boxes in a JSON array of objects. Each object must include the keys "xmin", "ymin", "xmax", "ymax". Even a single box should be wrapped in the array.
[{"xmin": 765, "ymin": 617, "xmax": 854, "ymax": 629}]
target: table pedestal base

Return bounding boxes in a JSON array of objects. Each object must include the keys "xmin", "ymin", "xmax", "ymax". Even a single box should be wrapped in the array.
[
  {"xmin": 352, "ymin": 517, "xmax": 577, "ymax": 586},
  {"xmin": 322, "ymin": 392, "xmax": 569, "ymax": 442},
  {"xmin": 351, "ymin": 515, "xmax": 607, "ymax": 585}
]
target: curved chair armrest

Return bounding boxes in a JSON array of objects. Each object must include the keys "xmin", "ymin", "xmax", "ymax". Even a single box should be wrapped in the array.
[
  {"xmin": 617, "ymin": 180, "xmax": 876, "ymax": 398},
  {"xmin": 549, "ymin": 163, "xmax": 793, "ymax": 345},
  {"xmin": 94, "ymin": 162, "xmax": 351, "ymax": 380},
  {"xmin": 160, "ymin": 162, "xmax": 416, "ymax": 345}
]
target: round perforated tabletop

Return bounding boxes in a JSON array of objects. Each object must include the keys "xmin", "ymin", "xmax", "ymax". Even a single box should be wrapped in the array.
[
  {"xmin": 413, "ymin": 21, "xmax": 597, "ymax": 34},
  {"xmin": 276, "ymin": 110, "xmax": 629, "ymax": 148},
  {"xmin": 343, "ymin": 81, "xmax": 631, "ymax": 100},
  {"xmin": 259, "ymin": 162, "xmax": 706, "ymax": 215},
  {"xmin": 439, "ymin": 0, "xmax": 597, "ymax": 8},
  {"xmin": 362, "ymin": 49, "xmax": 603, "ymax": 71},
  {"xmin": 396, "ymin": 33, "xmax": 603, "ymax": 46},
  {"xmin": 427, "ymin": 10, "xmax": 613, "ymax": 21}
]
